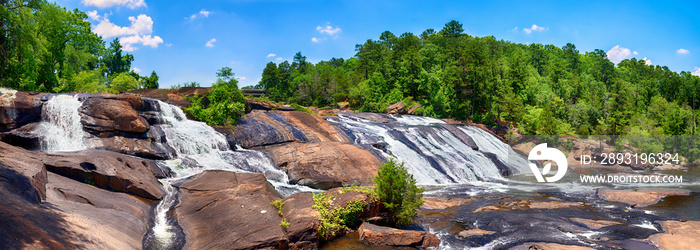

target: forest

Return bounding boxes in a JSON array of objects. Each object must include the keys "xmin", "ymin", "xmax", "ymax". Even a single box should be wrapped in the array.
[
  {"xmin": 0, "ymin": 0, "xmax": 158, "ymax": 93},
  {"xmin": 253, "ymin": 20, "xmax": 699, "ymax": 138}
]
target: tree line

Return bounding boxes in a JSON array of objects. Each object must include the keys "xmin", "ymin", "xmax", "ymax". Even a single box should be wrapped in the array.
[
  {"xmin": 0, "ymin": 0, "xmax": 158, "ymax": 93},
  {"xmin": 254, "ymin": 20, "xmax": 699, "ymax": 137}
]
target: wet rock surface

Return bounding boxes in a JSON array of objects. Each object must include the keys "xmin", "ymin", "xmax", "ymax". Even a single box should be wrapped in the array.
[
  {"xmin": 0, "ymin": 89, "xmax": 47, "ymax": 131},
  {"xmin": 262, "ymin": 142, "xmax": 381, "ymax": 189}
]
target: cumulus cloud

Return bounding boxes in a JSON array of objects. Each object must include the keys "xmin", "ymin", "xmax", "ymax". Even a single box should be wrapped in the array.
[
  {"xmin": 643, "ymin": 57, "xmax": 652, "ymax": 65},
  {"xmin": 693, "ymin": 67, "xmax": 700, "ymax": 76},
  {"xmin": 677, "ymin": 48, "xmax": 689, "ymax": 55},
  {"xmin": 132, "ymin": 67, "xmax": 141, "ymax": 73},
  {"xmin": 523, "ymin": 24, "xmax": 545, "ymax": 34},
  {"xmin": 606, "ymin": 45, "xmax": 633, "ymax": 64},
  {"xmin": 633, "ymin": 51, "xmax": 639, "ymax": 55},
  {"xmin": 266, "ymin": 53, "xmax": 276, "ymax": 58},
  {"xmin": 275, "ymin": 57, "xmax": 283, "ymax": 61},
  {"xmin": 316, "ymin": 25, "xmax": 341, "ymax": 36},
  {"xmin": 187, "ymin": 9, "xmax": 212, "ymax": 20},
  {"xmin": 311, "ymin": 37, "xmax": 320, "ymax": 43},
  {"xmin": 90, "ymin": 12, "xmax": 163, "ymax": 51},
  {"xmin": 205, "ymin": 38, "xmax": 216, "ymax": 47},
  {"xmin": 82, "ymin": 0, "xmax": 145, "ymax": 9}
]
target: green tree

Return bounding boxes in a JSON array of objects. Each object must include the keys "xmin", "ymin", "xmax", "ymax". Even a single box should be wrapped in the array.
[
  {"xmin": 374, "ymin": 159, "xmax": 424, "ymax": 228},
  {"xmin": 109, "ymin": 72, "xmax": 139, "ymax": 92}
]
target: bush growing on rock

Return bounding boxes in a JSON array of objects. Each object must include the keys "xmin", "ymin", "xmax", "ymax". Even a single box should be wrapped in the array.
[
  {"xmin": 184, "ymin": 67, "xmax": 246, "ymax": 126},
  {"xmin": 374, "ymin": 159, "xmax": 424, "ymax": 228}
]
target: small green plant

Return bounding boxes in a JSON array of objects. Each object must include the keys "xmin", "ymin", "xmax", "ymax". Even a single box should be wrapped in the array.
[
  {"xmin": 312, "ymin": 191, "xmax": 367, "ymax": 240},
  {"xmin": 374, "ymin": 159, "xmax": 424, "ymax": 228},
  {"xmin": 271, "ymin": 199, "xmax": 285, "ymax": 217},
  {"xmin": 290, "ymin": 103, "xmax": 315, "ymax": 114},
  {"xmin": 280, "ymin": 218, "xmax": 290, "ymax": 230}
]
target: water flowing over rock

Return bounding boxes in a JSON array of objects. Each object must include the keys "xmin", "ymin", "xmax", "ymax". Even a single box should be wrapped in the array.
[
  {"xmin": 39, "ymin": 95, "xmax": 87, "ymax": 152},
  {"xmin": 326, "ymin": 113, "xmax": 529, "ymax": 185}
]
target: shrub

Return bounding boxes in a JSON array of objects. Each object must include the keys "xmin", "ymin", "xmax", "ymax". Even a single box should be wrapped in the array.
[
  {"xmin": 290, "ymin": 103, "xmax": 315, "ymax": 114},
  {"xmin": 312, "ymin": 192, "xmax": 367, "ymax": 240},
  {"xmin": 374, "ymin": 159, "xmax": 424, "ymax": 228},
  {"xmin": 183, "ymin": 81, "xmax": 246, "ymax": 126}
]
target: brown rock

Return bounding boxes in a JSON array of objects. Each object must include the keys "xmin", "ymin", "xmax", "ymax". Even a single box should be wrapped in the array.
[
  {"xmin": 509, "ymin": 242, "xmax": 595, "ymax": 250},
  {"xmin": 0, "ymin": 88, "xmax": 47, "ymax": 131},
  {"xmin": 458, "ymin": 229, "xmax": 496, "ymax": 238},
  {"xmin": 421, "ymin": 197, "xmax": 471, "ymax": 210},
  {"xmin": 597, "ymin": 188, "xmax": 691, "ymax": 207},
  {"xmin": 247, "ymin": 98, "xmax": 277, "ymax": 110},
  {"xmin": 280, "ymin": 111, "xmax": 350, "ymax": 143},
  {"xmin": 387, "ymin": 102, "xmax": 406, "ymax": 114},
  {"xmin": 87, "ymin": 136, "xmax": 172, "ymax": 160},
  {"xmin": 79, "ymin": 97, "xmax": 149, "ymax": 133},
  {"xmin": 647, "ymin": 220, "xmax": 700, "ymax": 250},
  {"xmin": 1, "ymin": 122, "xmax": 44, "ymax": 151},
  {"xmin": 570, "ymin": 218, "xmax": 622, "ymax": 230},
  {"xmin": 528, "ymin": 201, "xmax": 583, "ymax": 209},
  {"xmin": 127, "ymin": 87, "xmax": 210, "ymax": 108},
  {"xmin": 262, "ymin": 142, "xmax": 381, "ymax": 189},
  {"xmin": 0, "ymin": 142, "xmax": 49, "ymax": 203},
  {"xmin": 41, "ymin": 150, "xmax": 165, "ymax": 200},
  {"xmin": 337, "ymin": 102, "xmax": 350, "ymax": 110},
  {"xmin": 282, "ymin": 192, "xmax": 321, "ymax": 249},
  {"xmin": 174, "ymin": 170, "xmax": 288, "ymax": 250},
  {"xmin": 407, "ymin": 104, "xmax": 423, "ymax": 115},
  {"xmin": 357, "ymin": 222, "xmax": 440, "ymax": 248},
  {"xmin": 328, "ymin": 189, "xmax": 380, "ymax": 219}
]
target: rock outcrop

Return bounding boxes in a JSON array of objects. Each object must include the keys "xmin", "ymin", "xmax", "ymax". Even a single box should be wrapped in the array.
[
  {"xmin": 407, "ymin": 104, "xmax": 423, "ymax": 115},
  {"xmin": 0, "ymin": 88, "xmax": 47, "ymax": 131},
  {"xmin": 173, "ymin": 170, "xmax": 288, "ymax": 249},
  {"xmin": 281, "ymin": 192, "xmax": 321, "ymax": 249},
  {"xmin": 597, "ymin": 188, "xmax": 691, "ymax": 207},
  {"xmin": 79, "ymin": 95, "xmax": 149, "ymax": 134},
  {"xmin": 0, "ymin": 142, "xmax": 153, "ymax": 249},
  {"xmin": 357, "ymin": 222, "xmax": 440, "ymax": 248},
  {"xmin": 386, "ymin": 102, "xmax": 406, "ymax": 114},
  {"xmin": 262, "ymin": 142, "xmax": 381, "ymax": 189},
  {"xmin": 647, "ymin": 220, "xmax": 700, "ymax": 250}
]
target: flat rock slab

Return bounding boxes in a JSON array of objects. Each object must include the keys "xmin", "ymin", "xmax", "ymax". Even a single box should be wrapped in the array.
[
  {"xmin": 421, "ymin": 197, "xmax": 471, "ymax": 210},
  {"xmin": 458, "ymin": 229, "xmax": 496, "ymax": 238},
  {"xmin": 597, "ymin": 188, "xmax": 691, "ymax": 207},
  {"xmin": 509, "ymin": 242, "xmax": 595, "ymax": 250},
  {"xmin": 358, "ymin": 222, "xmax": 440, "ymax": 248},
  {"xmin": 570, "ymin": 218, "xmax": 622, "ymax": 230},
  {"xmin": 647, "ymin": 220, "xmax": 700, "ymax": 250},
  {"xmin": 174, "ymin": 170, "xmax": 288, "ymax": 250}
]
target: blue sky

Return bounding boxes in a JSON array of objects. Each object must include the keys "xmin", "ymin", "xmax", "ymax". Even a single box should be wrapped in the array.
[{"xmin": 53, "ymin": 0, "xmax": 700, "ymax": 88}]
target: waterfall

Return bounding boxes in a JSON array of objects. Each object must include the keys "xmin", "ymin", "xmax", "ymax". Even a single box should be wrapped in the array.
[
  {"xmin": 38, "ymin": 95, "xmax": 86, "ymax": 152},
  {"xmin": 146, "ymin": 100, "xmax": 313, "ymax": 249},
  {"xmin": 326, "ymin": 113, "xmax": 528, "ymax": 185}
]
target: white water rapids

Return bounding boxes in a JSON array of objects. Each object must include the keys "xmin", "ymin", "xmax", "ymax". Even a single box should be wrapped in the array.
[{"xmin": 38, "ymin": 95, "xmax": 86, "ymax": 152}]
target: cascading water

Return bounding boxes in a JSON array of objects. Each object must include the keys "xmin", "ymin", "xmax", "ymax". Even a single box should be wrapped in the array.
[
  {"xmin": 326, "ymin": 113, "xmax": 529, "ymax": 185},
  {"xmin": 38, "ymin": 95, "xmax": 86, "ymax": 152},
  {"xmin": 145, "ymin": 100, "xmax": 313, "ymax": 249}
]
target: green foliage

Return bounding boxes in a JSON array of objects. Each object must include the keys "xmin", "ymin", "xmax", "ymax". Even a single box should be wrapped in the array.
[
  {"xmin": 280, "ymin": 218, "xmax": 290, "ymax": 230},
  {"xmin": 253, "ymin": 20, "xmax": 699, "ymax": 137},
  {"xmin": 271, "ymin": 199, "xmax": 285, "ymax": 216},
  {"xmin": 312, "ymin": 191, "xmax": 368, "ymax": 240},
  {"xmin": 374, "ymin": 159, "xmax": 424, "ymax": 228},
  {"xmin": 290, "ymin": 103, "xmax": 315, "ymax": 114},
  {"xmin": 109, "ymin": 72, "xmax": 140, "ymax": 92},
  {"xmin": 172, "ymin": 82, "xmax": 201, "ymax": 89},
  {"xmin": 183, "ymin": 68, "xmax": 246, "ymax": 126}
]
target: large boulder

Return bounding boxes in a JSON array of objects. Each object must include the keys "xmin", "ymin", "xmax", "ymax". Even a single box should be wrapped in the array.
[
  {"xmin": 0, "ymin": 122, "xmax": 44, "ymax": 151},
  {"xmin": 79, "ymin": 96, "xmax": 149, "ymax": 134},
  {"xmin": 262, "ymin": 142, "xmax": 381, "ymax": 189},
  {"xmin": 281, "ymin": 192, "xmax": 321, "ymax": 249},
  {"xmin": 647, "ymin": 220, "xmax": 700, "ymax": 250},
  {"xmin": 386, "ymin": 102, "xmax": 406, "ymax": 114},
  {"xmin": 174, "ymin": 171, "xmax": 288, "ymax": 249},
  {"xmin": 86, "ymin": 136, "xmax": 174, "ymax": 160},
  {"xmin": 41, "ymin": 150, "xmax": 165, "ymax": 200},
  {"xmin": 0, "ymin": 88, "xmax": 46, "ymax": 131},
  {"xmin": 0, "ymin": 142, "xmax": 152, "ymax": 249},
  {"xmin": 357, "ymin": 222, "xmax": 440, "ymax": 248},
  {"xmin": 407, "ymin": 104, "xmax": 423, "ymax": 115}
]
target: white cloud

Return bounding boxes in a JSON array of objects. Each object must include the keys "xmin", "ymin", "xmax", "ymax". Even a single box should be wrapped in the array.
[
  {"xmin": 266, "ymin": 53, "xmax": 276, "ymax": 58},
  {"xmin": 205, "ymin": 38, "xmax": 216, "ymax": 47},
  {"xmin": 120, "ymin": 35, "xmax": 164, "ymax": 52},
  {"xmin": 165, "ymin": 43, "xmax": 172, "ymax": 47},
  {"xmin": 235, "ymin": 76, "xmax": 246, "ymax": 80},
  {"xmin": 82, "ymin": 0, "xmax": 145, "ymax": 9},
  {"xmin": 132, "ymin": 67, "xmax": 141, "ymax": 73},
  {"xmin": 86, "ymin": 10, "xmax": 101, "ymax": 21},
  {"xmin": 275, "ymin": 57, "xmax": 283, "ymax": 61},
  {"xmin": 93, "ymin": 14, "xmax": 153, "ymax": 38},
  {"xmin": 187, "ymin": 9, "xmax": 212, "ymax": 20},
  {"xmin": 606, "ymin": 45, "xmax": 633, "ymax": 64},
  {"xmin": 311, "ymin": 37, "xmax": 320, "ymax": 43},
  {"xmin": 643, "ymin": 57, "xmax": 652, "ymax": 65},
  {"xmin": 316, "ymin": 25, "xmax": 341, "ymax": 36},
  {"xmin": 90, "ymin": 13, "xmax": 163, "ymax": 51},
  {"xmin": 677, "ymin": 48, "xmax": 690, "ymax": 55},
  {"xmin": 523, "ymin": 24, "xmax": 545, "ymax": 34},
  {"xmin": 633, "ymin": 51, "xmax": 639, "ymax": 55},
  {"xmin": 693, "ymin": 67, "xmax": 700, "ymax": 76},
  {"xmin": 512, "ymin": 26, "xmax": 518, "ymax": 32}
]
